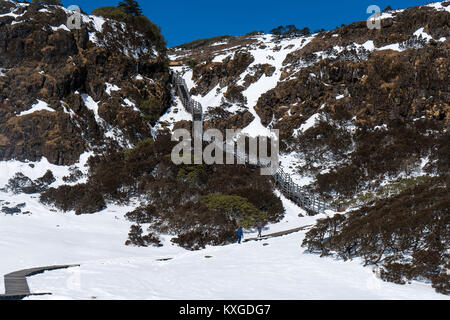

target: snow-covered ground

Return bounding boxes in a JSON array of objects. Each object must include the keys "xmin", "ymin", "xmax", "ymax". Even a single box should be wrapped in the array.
[
  {"xmin": 0, "ymin": 175, "xmax": 446, "ymax": 299},
  {"xmin": 17, "ymin": 100, "xmax": 55, "ymax": 117},
  {"xmin": 1, "ymin": 1, "xmax": 448, "ymax": 300}
]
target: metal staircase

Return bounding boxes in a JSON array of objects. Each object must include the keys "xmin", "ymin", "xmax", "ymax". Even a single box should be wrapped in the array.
[{"xmin": 171, "ymin": 71, "xmax": 334, "ymax": 214}]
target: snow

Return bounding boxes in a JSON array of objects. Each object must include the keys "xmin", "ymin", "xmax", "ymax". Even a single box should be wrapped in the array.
[
  {"xmin": 427, "ymin": 1, "xmax": 450, "ymax": 12},
  {"xmin": 336, "ymin": 94, "xmax": 344, "ymax": 100},
  {"xmin": 81, "ymin": 15, "xmax": 105, "ymax": 33},
  {"xmin": 0, "ymin": 68, "xmax": 6, "ymax": 77},
  {"xmin": 154, "ymin": 93, "xmax": 192, "ymax": 132},
  {"xmin": 80, "ymin": 94, "xmax": 131, "ymax": 147},
  {"xmin": 0, "ymin": 152, "xmax": 92, "ymax": 189},
  {"xmin": 378, "ymin": 9, "xmax": 404, "ymax": 20},
  {"xmin": 293, "ymin": 113, "xmax": 322, "ymax": 136},
  {"xmin": 278, "ymin": 153, "xmax": 314, "ymax": 187},
  {"xmin": 239, "ymin": 35, "xmax": 315, "ymax": 138},
  {"xmin": 413, "ymin": 27, "xmax": 433, "ymax": 42},
  {"xmin": 374, "ymin": 124, "xmax": 388, "ymax": 131},
  {"xmin": 51, "ymin": 24, "xmax": 71, "ymax": 32},
  {"xmin": 18, "ymin": 100, "xmax": 55, "ymax": 117},
  {"xmin": 122, "ymin": 98, "xmax": 140, "ymax": 112},
  {"xmin": 0, "ymin": 7, "xmax": 24, "ymax": 20},
  {"xmin": 0, "ymin": 191, "xmax": 442, "ymax": 300},
  {"xmin": 362, "ymin": 40, "xmax": 375, "ymax": 51},
  {"xmin": 212, "ymin": 52, "xmax": 233, "ymax": 63},
  {"xmin": 210, "ymin": 41, "xmax": 229, "ymax": 47},
  {"xmin": 81, "ymin": 94, "xmax": 101, "ymax": 123},
  {"xmin": 105, "ymin": 83, "xmax": 120, "ymax": 95},
  {"xmin": 377, "ymin": 43, "xmax": 403, "ymax": 52},
  {"xmin": 0, "ymin": 139, "xmax": 442, "ymax": 299}
]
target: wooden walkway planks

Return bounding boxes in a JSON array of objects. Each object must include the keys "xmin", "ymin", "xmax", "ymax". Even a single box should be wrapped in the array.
[
  {"xmin": 0, "ymin": 264, "xmax": 80, "ymax": 300},
  {"xmin": 243, "ymin": 225, "xmax": 313, "ymax": 243}
]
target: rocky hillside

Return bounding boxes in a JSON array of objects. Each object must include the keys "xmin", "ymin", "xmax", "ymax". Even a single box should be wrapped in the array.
[
  {"xmin": 168, "ymin": 2, "xmax": 449, "ymax": 201},
  {"xmin": 0, "ymin": 1, "xmax": 283, "ymax": 251},
  {"xmin": 167, "ymin": 2, "xmax": 449, "ymax": 293},
  {"xmin": 0, "ymin": 0, "xmax": 170, "ymax": 165}
]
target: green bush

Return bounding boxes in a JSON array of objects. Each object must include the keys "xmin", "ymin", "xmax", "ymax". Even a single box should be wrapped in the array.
[
  {"xmin": 92, "ymin": 6, "xmax": 166, "ymax": 51},
  {"xmin": 139, "ymin": 96, "xmax": 164, "ymax": 125},
  {"xmin": 200, "ymin": 193, "xmax": 267, "ymax": 228},
  {"xmin": 131, "ymin": 15, "xmax": 166, "ymax": 51},
  {"xmin": 177, "ymin": 165, "xmax": 205, "ymax": 183},
  {"xmin": 91, "ymin": 6, "xmax": 128, "ymax": 21},
  {"xmin": 122, "ymin": 138, "xmax": 154, "ymax": 160}
]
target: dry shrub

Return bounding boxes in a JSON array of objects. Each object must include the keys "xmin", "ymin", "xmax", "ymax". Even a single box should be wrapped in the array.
[{"xmin": 303, "ymin": 175, "xmax": 450, "ymax": 295}]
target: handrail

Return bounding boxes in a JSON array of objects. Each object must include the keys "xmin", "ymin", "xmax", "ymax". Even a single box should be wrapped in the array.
[{"xmin": 171, "ymin": 71, "xmax": 335, "ymax": 214}]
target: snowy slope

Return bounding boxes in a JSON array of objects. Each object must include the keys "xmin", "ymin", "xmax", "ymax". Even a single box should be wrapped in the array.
[
  {"xmin": 0, "ymin": 173, "xmax": 446, "ymax": 299},
  {"xmin": 8, "ymin": 194, "xmax": 444, "ymax": 300},
  {"xmin": 0, "ymin": 1, "xmax": 448, "ymax": 300}
]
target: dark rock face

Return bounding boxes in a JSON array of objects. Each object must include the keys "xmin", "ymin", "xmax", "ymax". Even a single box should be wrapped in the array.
[
  {"xmin": 223, "ymin": 85, "xmax": 247, "ymax": 104},
  {"xmin": 284, "ymin": 5, "xmax": 450, "ymax": 68},
  {"xmin": 0, "ymin": 1, "xmax": 171, "ymax": 165},
  {"xmin": 243, "ymin": 64, "xmax": 275, "ymax": 86},
  {"xmin": 191, "ymin": 51, "xmax": 255, "ymax": 96},
  {"xmin": 204, "ymin": 109, "xmax": 255, "ymax": 134},
  {"xmin": 0, "ymin": 109, "xmax": 86, "ymax": 164},
  {"xmin": 257, "ymin": 44, "xmax": 449, "ymax": 129}
]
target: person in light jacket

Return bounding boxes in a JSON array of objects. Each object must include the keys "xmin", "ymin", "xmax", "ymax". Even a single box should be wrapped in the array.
[{"xmin": 256, "ymin": 221, "xmax": 263, "ymax": 238}]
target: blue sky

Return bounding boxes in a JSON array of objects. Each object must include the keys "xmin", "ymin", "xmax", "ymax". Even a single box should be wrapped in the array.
[{"xmin": 61, "ymin": 0, "xmax": 433, "ymax": 46}]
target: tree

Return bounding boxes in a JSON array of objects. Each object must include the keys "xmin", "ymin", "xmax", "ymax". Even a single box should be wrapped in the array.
[
  {"xmin": 383, "ymin": 5, "xmax": 393, "ymax": 12},
  {"xmin": 92, "ymin": 6, "xmax": 128, "ymax": 21},
  {"xmin": 299, "ymin": 27, "xmax": 311, "ymax": 36},
  {"xmin": 118, "ymin": 0, "xmax": 143, "ymax": 16},
  {"xmin": 92, "ymin": 4, "xmax": 166, "ymax": 51},
  {"xmin": 270, "ymin": 25, "xmax": 311, "ymax": 38},
  {"xmin": 270, "ymin": 25, "xmax": 285, "ymax": 36},
  {"xmin": 32, "ymin": 0, "xmax": 62, "ymax": 5}
]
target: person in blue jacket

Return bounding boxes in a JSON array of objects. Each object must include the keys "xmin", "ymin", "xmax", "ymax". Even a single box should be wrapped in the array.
[{"xmin": 237, "ymin": 227, "xmax": 244, "ymax": 244}]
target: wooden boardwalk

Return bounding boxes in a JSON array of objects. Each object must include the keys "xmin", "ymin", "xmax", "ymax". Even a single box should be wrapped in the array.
[
  {"xmin": 0, "ymin": 264, "xmax": 79, "ymax": 300},
  {"xmin": 171, "ymin": 71, "xmax": 335, "ymax": 214},
  {"xmin": 243, "ymin": 225, "xmax": 312, "ymax": 243}
]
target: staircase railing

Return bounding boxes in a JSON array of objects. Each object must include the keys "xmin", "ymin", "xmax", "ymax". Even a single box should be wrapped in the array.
[{"xmin": 171, "ymin": 71, "xmax": 334, "ymax": 214}]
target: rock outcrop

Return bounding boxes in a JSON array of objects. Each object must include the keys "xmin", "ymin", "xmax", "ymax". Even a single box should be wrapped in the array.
[{"xmin": 0, "ymin": 1, "xmax": 170, "ymax": 164}]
